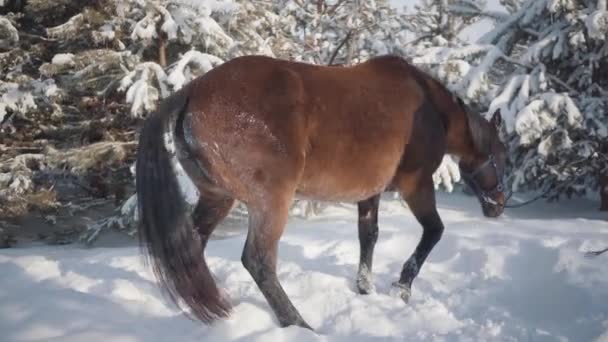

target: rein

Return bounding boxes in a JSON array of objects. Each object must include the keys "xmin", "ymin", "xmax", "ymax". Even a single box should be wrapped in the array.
[
  {"xmin": 503, "ymin": 187, "xmax": 553, "ymax": 208},
  {"xmin": 503, "ymin": 175, "xmax": 583, "ymax": 208}
]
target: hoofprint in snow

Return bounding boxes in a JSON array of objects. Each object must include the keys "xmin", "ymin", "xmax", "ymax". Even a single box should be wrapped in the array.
[{"xmin": 1, "ymin": 194, "xmax": 607, "ymax": 342}]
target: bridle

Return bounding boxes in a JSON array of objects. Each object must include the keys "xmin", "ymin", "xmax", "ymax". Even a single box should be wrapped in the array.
[{"xmin": 460, "ymin": 154, "xmax": 504, "ymax": 206}]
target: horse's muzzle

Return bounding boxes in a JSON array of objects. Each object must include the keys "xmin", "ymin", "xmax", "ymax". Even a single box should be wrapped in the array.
[
  {"xmin": 480, "ymin": 192, "xmax": 505, "ymax": 218},
  {"xmin": 482, "ymin": 204, "xmax": 504, "ymax": 218}
]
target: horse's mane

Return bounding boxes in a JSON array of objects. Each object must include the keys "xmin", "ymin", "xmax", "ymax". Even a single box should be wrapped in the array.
[
  {"xmin": 403, "ymin": 59, "xmax": 494, "ymax": 154},
  {"xmin": 404, "ymin": 62, "xmax": 456, "ymax": 132}
]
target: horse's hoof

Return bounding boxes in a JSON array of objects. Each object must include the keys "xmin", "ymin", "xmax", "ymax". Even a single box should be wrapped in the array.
[
  {"xmin": 300, "ymin": 321, "xmax": 313, "ymax": 331},
  {"xmin": 356, "ymin": 266, "xmax": 375, "ymax": 294},
  {"xmin": 291, "ymin": 321, "xmax": 313, "ymax": 331},
  {"xmin": 389, "ymin": 282, "xmax": 411, "ymax": 303},
  {"xmin": 279, "ymin": 318, "xmax": 313, "ymax": 331}
]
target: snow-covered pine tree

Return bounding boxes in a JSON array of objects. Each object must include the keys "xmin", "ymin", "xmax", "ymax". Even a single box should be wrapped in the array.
[
  {"xmin": 274, "ymin": 0, "xmax": 410, "ymax": 65},
  {"xmin": 114, "ymin": 0, "xmax": 238, "ymax": 117},
  {"xmin": 224, "ymin": 0, "xmax": 291, "ymax": 58},
  {"xmin": 407, "ymin": 0, "xmax": 487, "ymax": 47},
  {"xmin": 600, "ymin": 173, "xmax": 608, "ymax": 210},
  {"xmin": 0, "ymin": 0, "xmax": 244, "ymax": 235},
  {"xmin": 0, "ymin": 0, "xmax": 147, "ymax": 233},
  {"xmin": 487, "ymin": 0, "xmax": 608, "ymax": 205},
  {"xmin": 413, "ymin": 0, "xmax": 608, "ymax": 207}
]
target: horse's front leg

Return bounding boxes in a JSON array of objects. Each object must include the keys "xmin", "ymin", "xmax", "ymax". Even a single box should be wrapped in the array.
[
  {"xmin": 356, "ymin": 194, "xmax": 381, "ymax": 294},
  {"xmin": 393, "ymin": 176, "xmax": 444, "ymax": 302},
  {"xmin": 242, "ymin": 195, "xmax": 312, "ymax": 330}
]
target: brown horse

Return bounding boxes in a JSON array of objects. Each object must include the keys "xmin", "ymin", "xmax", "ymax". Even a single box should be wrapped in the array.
[{"xmin": 136, "ymin": 54, "xmax": 507, "ymax": 330}]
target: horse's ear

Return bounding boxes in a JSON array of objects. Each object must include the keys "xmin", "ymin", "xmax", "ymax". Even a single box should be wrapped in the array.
[
  {"xmin": 466, "ymin": 111, "xmax": 492, "ymax": 155},
  {"xmin": 490, "ymin": 110, "xmax": 502, "ymax": 128}
]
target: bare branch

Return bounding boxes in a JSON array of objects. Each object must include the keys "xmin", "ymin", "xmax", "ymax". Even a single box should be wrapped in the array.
[
  {"xmin": 327, "ymin": 0, "xmax": 348, "ymax": 16},
  {"xmin": 403, "ymin": 34, "xmax": 434, "ymax": 47},
  {"xmin": 585, "ymin": 247, "xmax": 608, "ymax": 257},
  {"xmin": 328, "ymin": 30, "xmax": 352, "ymax": 66}
]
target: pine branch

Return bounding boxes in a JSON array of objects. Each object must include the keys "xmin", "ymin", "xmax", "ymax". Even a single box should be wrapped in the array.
[
  {"xmin": 19, "ymin": 32, "xmax": 58, "ymax": 43},
  {"xmin": 292, "ymin": 0, "xmax": 306, "ymax": 9},
  {"xmin": 404, "ymin": 34, "xmax": 434, "ymax": 47},
  {"xmin": 501, "ymin": 56, "xmax": 579, "ymax": 94},
  {"xmin": 479, "ymin": 3, "xmax": 529, "ymax": 46},
  {"xmin": 327, "ymin": 0, "xmax": 348, "ymax": 16}
]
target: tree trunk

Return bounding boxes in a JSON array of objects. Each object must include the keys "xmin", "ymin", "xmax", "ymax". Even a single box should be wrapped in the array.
[
  {"xmin": 158, "ymin": 34, "xmax": 167, "ymax": 67},
  {"xmin": 600, "ymin": 174, "xmax": 608, "ymax": 211},
  {"xmin": 317, "ymin": 0, "xmax": 325, "ymax": 13}
]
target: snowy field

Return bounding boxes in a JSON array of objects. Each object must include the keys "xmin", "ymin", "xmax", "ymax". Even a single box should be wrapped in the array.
[{"xmin": 1, "ymin": 193, "xmax": 607, "ymax": 342}]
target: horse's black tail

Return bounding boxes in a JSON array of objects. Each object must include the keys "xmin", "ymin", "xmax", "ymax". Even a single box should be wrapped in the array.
[{"xmin": 136, "ymin": 90, "xmax": 231, "ymax": 323}]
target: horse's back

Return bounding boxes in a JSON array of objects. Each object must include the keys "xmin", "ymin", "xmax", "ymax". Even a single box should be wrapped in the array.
[{"xmin": 185, "ymin": 55, "xmax": 426, "ymax": 202}]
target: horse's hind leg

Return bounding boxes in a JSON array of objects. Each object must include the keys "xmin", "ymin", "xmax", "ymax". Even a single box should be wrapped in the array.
[
  {"xmin": 392, "ymin": 175, "xmax": 444, "ymax": 302},
  {"xmin": 241, "ymin": 192, "xmax": 312, "ymax": 329},
  {"xmin": 356, "ymin": 194, "xmax": 381, "ymax": 294},
  {"xmin": 192, "ymin": 195, "xmax": 234, "ymax": 248}
]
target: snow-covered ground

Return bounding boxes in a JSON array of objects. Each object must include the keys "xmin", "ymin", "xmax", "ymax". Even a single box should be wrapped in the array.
[{"xmin": 1, "ymin": 193, "xmax": 607, "ymax": 342}]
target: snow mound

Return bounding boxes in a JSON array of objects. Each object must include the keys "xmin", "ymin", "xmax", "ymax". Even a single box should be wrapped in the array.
[{"xmin": 0, "ymin": 194, "xmax": 607, "ymax": 341}]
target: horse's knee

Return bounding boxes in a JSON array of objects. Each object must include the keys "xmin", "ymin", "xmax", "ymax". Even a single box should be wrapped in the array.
[
  {"xmin": 241, "ymin": 243, "xmax": 270, "ymax": 284},
  {"xmin": 419, "ymin": 213, "xmax": 444, "ymax": 245},
  {"xmin": 360, "ymin": 224, "xmax": 379, "ymax": 244},
  {"xmin": 427, "ymin": 224, "xmax": 444, "ymax": 244},
  {"xmin": 241, "ymin": 245, "xmax": 256, "ymax": 274}
]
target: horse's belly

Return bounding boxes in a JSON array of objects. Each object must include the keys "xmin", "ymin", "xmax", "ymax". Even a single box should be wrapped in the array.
[
  {"xmin": 296, "ymin": 144, "xmax": 403, "ymax": 202},
  {"xmin": 296, "ymin": 177, "xmax": 388, "ymax": 202}
]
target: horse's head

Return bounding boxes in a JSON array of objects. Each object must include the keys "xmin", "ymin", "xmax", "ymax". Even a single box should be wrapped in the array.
[{"xmin": 457, "ymin": 100, "xmax": 507, "ymax": 218}]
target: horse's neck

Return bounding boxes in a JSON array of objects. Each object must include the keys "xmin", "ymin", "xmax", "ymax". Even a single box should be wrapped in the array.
[
  {"xmin": 444, "ymin": 105, "xmax": 477, "ymax": 164},
  {"xmin": 411, "ymin": 68, "xmax": 478, "ymax": 163}
]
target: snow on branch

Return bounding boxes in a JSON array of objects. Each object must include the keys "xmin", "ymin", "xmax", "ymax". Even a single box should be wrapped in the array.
[
  {"xmin": 506, "ymin": 92, "xmax": 582, "ymax": 145},
  {"xmin": 0, "ymin": 82, "xmax": 38, "ymax": 124},
  {"xmin": 479, "ymin": 0, "xmax": 548, "ymax": 52},
  {"xmin": 459, "ymin": 46, "xmax": 502, "ymax": 99},
  {"xmin": 448, "ymin": 0, "xmax": 510, "ymax": 21},
  {"xmin": 154, "ymin": 3, "xmax": 178, "ymax": 40},
  {"xmin": 585, "ymin": 2, "xmax": 608, "ymax": 40},
  {"xmin": 192, "ymin": 11, "xmax": 234, "ymax": 48},
  {"xmin": 414, "ymin": 44, "xmax": 503, "ymax": 101},
  {"xmin": 167, "ymin": 50, "xmax": 223, "ymax": 89},
  {"xmin": 46, "ymin": 13, "xmax": 85, "ymax": 39},
  {"xmin": 0, "ymin": 17, "xmax": 19, "ymax": 50},
  {"xmin": 433, "ymin": 155, "xmax": 461, "ymax": 192},
  {"xmin": 488, "ymin": 74, "xmax": 533, "ymax": 134},
  {"xmin": 131, "ymin": 9, "xmax": 158, "ymax": 42},
  {"xmin": 520, "ymin": 23, "xmax": 568, "ymax": 64},
  {"xmin": 416, "ymin": 43, "xmax": 493, "ymax": 64},
  {"xmin": 119, "ymin": 62, "xmax": 169, "ymax": 117},
  {"xmin": 484, "ymin": 59, "xmax": 581, "ymax": 145},
  {"xmin": 134, "ymin": 0, "xmax": 237, "ymax": 51}
]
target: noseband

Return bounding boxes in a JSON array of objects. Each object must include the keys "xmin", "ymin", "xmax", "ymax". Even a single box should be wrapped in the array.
[{"xmin": 460, "ymin": 154, "xmax": 504, "ymax": 206}]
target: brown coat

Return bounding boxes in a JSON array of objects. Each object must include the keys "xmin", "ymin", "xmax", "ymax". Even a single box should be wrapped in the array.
[{"xmin": 183, "ymin": 55, "xmax": 475, "ymax": 204}]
